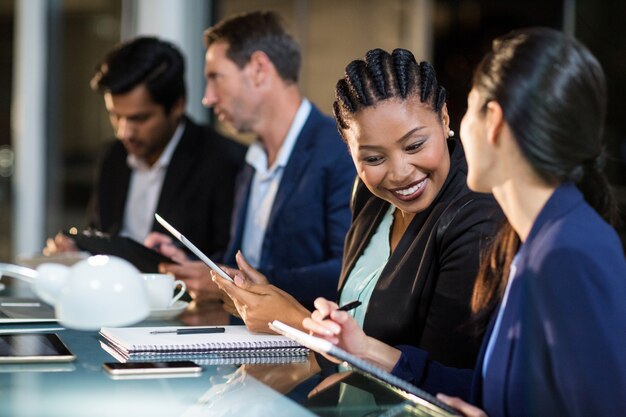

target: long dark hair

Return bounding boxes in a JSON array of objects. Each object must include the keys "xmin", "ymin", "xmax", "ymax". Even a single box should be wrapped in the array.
[
  {"xmin": 471, "ymin": 28, "xmax": 620, "ymax": 321},
  {"xmin": 333, "ymin": 48, "xmax": 446, "ymax": 135}
]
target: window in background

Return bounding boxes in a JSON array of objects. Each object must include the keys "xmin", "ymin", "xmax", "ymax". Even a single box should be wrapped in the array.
[
  {"xmin": 55, "ymin": 0, "xmax": 122, "ymax": 234},
  {"xmin": 433, "ymin": 0, "xmax": 626, "ymax": 247},
  {"xmin": 0, "ymin": 2, "xmax": 14, "ymax": 262}
]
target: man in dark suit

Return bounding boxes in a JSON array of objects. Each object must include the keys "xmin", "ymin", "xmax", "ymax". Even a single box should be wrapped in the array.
[
  {"xmin": 45, "ymin": 37, "xmax": 246, "ymax": 266},
  {"xmin": 152, "ymin": 11, "xmax": 355, "ymax": 309}
]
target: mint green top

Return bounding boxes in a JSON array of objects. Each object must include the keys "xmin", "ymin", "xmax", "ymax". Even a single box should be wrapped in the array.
[{"xmin": 339, "ymin": 204, "xmax": 395, "ymax": 327}]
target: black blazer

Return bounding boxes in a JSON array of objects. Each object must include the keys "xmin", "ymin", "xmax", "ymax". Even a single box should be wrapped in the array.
[
  {"xmin": 338, "ymin": 139, "xmax": 503, "ymax": 369},
  {"xmin": 87, "ymin": 117, "xmax": 246, "ymax": 256}
]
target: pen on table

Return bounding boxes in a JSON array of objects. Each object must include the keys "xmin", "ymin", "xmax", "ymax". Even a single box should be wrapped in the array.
[
  {"xmin": 321, "ymin": 300, "xmax": 362, "ymax": 320},
  {"xmin": 150, "ymin": 327, "xmax": 226, "ymax": 335}
]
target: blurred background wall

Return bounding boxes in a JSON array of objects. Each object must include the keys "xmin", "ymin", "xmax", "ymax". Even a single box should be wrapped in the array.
[{"xmin": 0, "ymin": 0, "xmax": 624, "ymax": 262}]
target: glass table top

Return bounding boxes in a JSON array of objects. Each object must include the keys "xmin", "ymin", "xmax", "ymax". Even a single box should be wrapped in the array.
[{"xmin": 0, "ymin": 281, "xmax": 437, "ymax": 417}]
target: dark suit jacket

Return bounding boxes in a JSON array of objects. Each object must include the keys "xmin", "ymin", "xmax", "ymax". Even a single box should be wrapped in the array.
[
  {"xmin": 339, "ymin": 139, "xmax": 502, "ymax": 369},
  {"xmin": 392, "ymin": 183, "xmax": 626, "ymax": 416},
  {"xmin": 87, "ymin": 116, "xmax": 246, "ymax": 257},
  {"xmin": 223, "ymin": 105, "xmax": 355, "ymax": 309}
]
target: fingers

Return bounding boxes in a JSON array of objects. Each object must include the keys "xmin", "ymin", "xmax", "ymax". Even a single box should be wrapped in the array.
[
  {"xmin": 44, "ymin": 234, "xmax": 77, "ymax": 255},
  {"xmin": 211, "ymin": 271, "xmax": 245, "ymax": 301},
  {"xmin": 302, "ymin": 317, "xmax": 339, "ymax": 342},
  {"xmin": 436, "ymin": 394, "xmax": 486, "ymax": 417},
  {"xmin": 235, "ymin": 251, "xmax": 269, "ymax": 284},
  {"xmin": 143, "ymin": 232, "xmax": 172, "ymax": 248},
  {"xmin": 312, "ymin": 297, "xmax": 339, "ymax": 320},
  {"xmin": 159, "ymin": 261, "xmax": 208, "ymax": 280},
  {"xmin": 219, "ymin": 264, "xmax": 239, "ymax": 279}
]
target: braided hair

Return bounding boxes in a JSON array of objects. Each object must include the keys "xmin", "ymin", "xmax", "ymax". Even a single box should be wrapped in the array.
[{"xmin": 333, "ymin": 48, "xmax": 446, "ymax": 134}]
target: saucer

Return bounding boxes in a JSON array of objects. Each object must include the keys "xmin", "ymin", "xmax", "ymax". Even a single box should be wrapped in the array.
[{"xmin": 148, "ymin": 301, "xmax": 189, "ymax": 320}]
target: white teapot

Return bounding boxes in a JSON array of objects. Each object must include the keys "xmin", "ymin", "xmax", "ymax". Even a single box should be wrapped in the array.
[{"xmin": 1, "ymin": 255, "xmax": 150, "ymax": 330}]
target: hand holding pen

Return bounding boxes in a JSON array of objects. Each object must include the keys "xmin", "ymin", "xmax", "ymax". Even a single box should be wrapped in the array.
[
  {"xmin": 302, "ymin": 298, "xmax": 370, "ymax": 360},
  {"xmin": 321, "ymin": 300, "xmax": 362, "ymax": 320}
]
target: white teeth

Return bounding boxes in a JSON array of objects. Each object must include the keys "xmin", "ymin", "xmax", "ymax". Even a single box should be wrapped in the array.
[{"xmin": 395, "ymin": 181, "xmax": 424, "ymax": 196}]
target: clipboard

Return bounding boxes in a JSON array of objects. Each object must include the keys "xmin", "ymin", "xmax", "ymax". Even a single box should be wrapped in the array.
[
  {"xmin": 65, "ymin": 230, "xmax": 177, "ymax": 273},
  {"xmin": 269, "ymin": 320, "xmax": 461, "ymax": 417}
]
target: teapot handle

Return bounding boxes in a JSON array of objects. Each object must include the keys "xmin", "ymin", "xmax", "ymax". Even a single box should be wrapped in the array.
[{"xmin": 0, "ymin": 263, "xmax": 38, "ymax": 283}]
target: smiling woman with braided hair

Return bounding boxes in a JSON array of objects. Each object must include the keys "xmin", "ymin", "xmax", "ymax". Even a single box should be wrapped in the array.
[{"xmin": 213, "ymin": 47, "xmax": 502, "ymax": 369}]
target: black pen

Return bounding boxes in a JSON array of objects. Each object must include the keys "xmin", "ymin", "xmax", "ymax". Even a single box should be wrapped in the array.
[
  {"xmin": 150, "ymin": 327, "xmax": 226, "ymax": 335},
  {"xmin": 322, "ymin": 300, "xmax": 362, "ymax": 320}
]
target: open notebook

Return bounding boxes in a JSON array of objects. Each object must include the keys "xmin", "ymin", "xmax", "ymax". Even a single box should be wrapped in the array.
[{"xmin": 99, "ymin": 325, "xmax": 308, "ymax": 361}]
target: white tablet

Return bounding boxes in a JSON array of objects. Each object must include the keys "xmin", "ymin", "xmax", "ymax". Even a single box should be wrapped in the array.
[{"xmin": 155, "ymin": 213, "xmax": 234, "ymax": 282}]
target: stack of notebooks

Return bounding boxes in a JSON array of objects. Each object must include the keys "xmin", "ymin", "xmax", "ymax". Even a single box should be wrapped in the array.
[{"xmin": 99, "ymin": 325, "xmax": 309, "ymax": 366}]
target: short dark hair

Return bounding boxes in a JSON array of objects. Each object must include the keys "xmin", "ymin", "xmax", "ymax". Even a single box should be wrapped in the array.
[
  {"xmin": 90, "ymin": 36, "xmax": 186, "ymax": 113},
  {"xmin": 333, "ymin": 48, "xmax": 446, "ymax": 135},
  {"xmin": 203, "ymin": 10, "xmax": 301, "ymax": 83}
]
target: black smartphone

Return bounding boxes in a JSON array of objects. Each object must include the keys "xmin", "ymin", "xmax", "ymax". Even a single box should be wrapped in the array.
[{"xmin": 102, "ymin": 361, "xmax": 202, "ymax": 376}]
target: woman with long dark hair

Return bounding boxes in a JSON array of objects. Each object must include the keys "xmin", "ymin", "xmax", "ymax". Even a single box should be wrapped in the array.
[{"xmin": 304, "ymin": 27, "xmax": 626, "ymax": 416}]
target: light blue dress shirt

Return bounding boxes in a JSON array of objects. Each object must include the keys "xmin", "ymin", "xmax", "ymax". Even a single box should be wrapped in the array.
[
  {"xmin": 241, "ymin": 99, "xmax": 312, "ymax": 268},
  {"xmin": 339, "ymin": 204, "xmax": 395, "ymax": 327}
]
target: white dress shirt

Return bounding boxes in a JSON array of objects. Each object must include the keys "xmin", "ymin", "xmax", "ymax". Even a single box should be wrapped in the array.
[{"xmin": 119, "ymin": 121, "xmax": 185, "ymax": 242}]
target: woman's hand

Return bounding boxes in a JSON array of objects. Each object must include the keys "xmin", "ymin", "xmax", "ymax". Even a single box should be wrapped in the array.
[
  {"xmin": 302, "ymin": 297, "xmax": 370, "ymax": 359},
  {"xmin": 436, "ymin": 394, "xmax": 488, "ymax": 417},
  {"xmin": 232, "ymin": 251, "xmax": 269, "ymax": 285},
  {"xmin": 211, "ymin": 252, "xmax": 310, "ymax": 333},
  {"xmin": 303, "ymin": 297, "xmax": 402, "ymax": 371}
]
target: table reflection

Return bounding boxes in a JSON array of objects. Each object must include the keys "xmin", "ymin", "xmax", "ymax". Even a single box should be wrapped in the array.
[{"xmin": 176, "ymin": 300, "xmax": 231, "ymax": 326}]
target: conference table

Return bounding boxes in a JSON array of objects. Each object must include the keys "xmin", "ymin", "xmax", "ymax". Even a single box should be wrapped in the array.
[{"xmin": 0, "ymin": 282, "xmax": 430, "ymax": 417}]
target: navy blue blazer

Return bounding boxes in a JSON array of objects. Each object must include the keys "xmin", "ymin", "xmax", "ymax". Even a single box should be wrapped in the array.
[
  {"xmin": 222, "ymin": 104, "xmax": 355, "ymax": 309},
  {"xmin": 392, "ymin": 183, "xmax": 626, "ymax": 416}
]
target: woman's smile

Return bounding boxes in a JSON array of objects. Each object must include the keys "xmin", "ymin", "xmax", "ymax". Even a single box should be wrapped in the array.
[{"xmin": 388, "ymin": 177, "xmax": 428, "ymax": 202}]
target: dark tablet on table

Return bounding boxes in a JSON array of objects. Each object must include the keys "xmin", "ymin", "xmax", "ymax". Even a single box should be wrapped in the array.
[
  {"xmin": 65, "ymin": 230, "xmax": 177, "ymax": 273},
  {"xmin": 0, "ymin": 333, "xmax": 75, "ymax": 363}
]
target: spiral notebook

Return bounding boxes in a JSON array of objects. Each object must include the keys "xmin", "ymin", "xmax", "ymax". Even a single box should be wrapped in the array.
[
  {"xmin": 99, "ymin": 325, "xmax": 308, "ymax": 360},
  {"xmin": 99, "ymin": 340, "xmax": 308, "ymax": 366}
]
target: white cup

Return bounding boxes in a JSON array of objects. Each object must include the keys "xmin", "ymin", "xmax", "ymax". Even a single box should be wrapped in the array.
[{"xmin": 141, "ymin": 273, "xmax": 186, "ymax": 310}]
